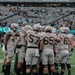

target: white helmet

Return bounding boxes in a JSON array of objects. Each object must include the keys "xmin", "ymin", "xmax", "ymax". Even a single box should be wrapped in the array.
[
  {"xmin": 45, "ymin": 25, "xmax": 52, "ymax": 32},
  {"xmin": 25, "ymin": 25, "xmax": 33, "ymax": 31},
  {"xmin": 52, "ymin": 27, "xmax": 56, "ymax": 33},
  {"xmin": 33, "ymin": 24, "xmax": 42, "ymax": 32},
  {"xmin": 59, "ymin": 27, "xmax": 69, "ymax": 33},
  {"xmin": 59, "ymin": 27, "xmax": 65, "ymax": 33},
  {"xmin": 11, "ymin": 23, "xmax": 19, "ymax": 29},
  {"xmin": 65, "ymin": 27, "xmax": 70, "ymax": 33},
  {"xmin": 11, "ymin": 23, "xmax": 19, "ymax": 32}
]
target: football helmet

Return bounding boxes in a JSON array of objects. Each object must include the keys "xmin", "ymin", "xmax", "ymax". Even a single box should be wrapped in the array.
[
  {"xmin": 25, "ymin": 25, "xmax": 33, "ymax": 31},
  {"xmin": 11, "ymin": 23, "xmax": 19, "ymax": 32},
  {"xmin": 11, "ymin": 23, "xmax": 19, "ymax": 29},
  {"xmin": 33, "ymin": 24, "xmax": 42, "ymax": 32},
  {"xmin": 59, "ymin": 27, "xmax": 69, "ymax": 34},
  {"xmin": 65, "ymin": 27, "xmax": 70, "ymax": 33},
  {"xmin": 52, "ymin": 27, "xmax": 56, "ymax": 33},
  {"xmin": 45, "ymin": 25, "xmax": 52, "ymax": 32}
]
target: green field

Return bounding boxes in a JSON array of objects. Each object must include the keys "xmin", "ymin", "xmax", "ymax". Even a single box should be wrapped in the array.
[{"xmin": 0, "ymin": 45, "xmax": 75, "ymax": 75}]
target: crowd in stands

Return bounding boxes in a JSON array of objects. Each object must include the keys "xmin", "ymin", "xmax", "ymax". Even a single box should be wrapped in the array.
[{"xmin": 0, "ymin": 5, "xmax": 75, "ymax": 30}]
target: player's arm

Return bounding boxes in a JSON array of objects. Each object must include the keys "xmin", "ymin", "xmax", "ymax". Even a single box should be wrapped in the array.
[
  {"xmin": 55, "ymin": 34, "xmax": 61, "ymax": 42},
  {"xmin": 22, "ymin": 27, "xmax": 27, "ymax": 35},
  {"xmin": 22, "ymin": 26, "xmax": 28, "ymax": 40},
  {"xmin": 4, "ymin": 33, "xmax": 11, "ymax": 50},
  {"xmin": 14, "ymin": 36, "xmax": 20, "ymax": 51},
  {"xmin": 39, "ymin": 39, "xmax": 43, "ymax": 53},
  {"xmin": 69, "ymin": 38, "xmax": 75, "ymax": 51}
]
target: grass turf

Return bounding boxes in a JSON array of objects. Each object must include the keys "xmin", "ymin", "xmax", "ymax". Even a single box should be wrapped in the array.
[{"xmin": 0, "ymin": 45, "xmax": 75, "ymax": 75}]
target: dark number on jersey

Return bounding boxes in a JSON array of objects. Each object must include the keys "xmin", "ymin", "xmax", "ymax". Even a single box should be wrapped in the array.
[
  {"xmin": 63, "ymin": 37, "xmax": 69, "ymax": 44},
  {"xmin": 29, "ymin": 34, "xmax": 40, "ymax": 44},
  {"xmin": 44, "ymin": 37, "xmax": 57, "ymax": 45}
]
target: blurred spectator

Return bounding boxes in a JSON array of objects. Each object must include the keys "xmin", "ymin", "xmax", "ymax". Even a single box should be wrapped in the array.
[
  {"xmin": 26, "ymin": 17, "xmax": 29, "ymax": 22},
  {"xmin": 0, "ymin": 6, "xmax": 75, "ymax": 30}
]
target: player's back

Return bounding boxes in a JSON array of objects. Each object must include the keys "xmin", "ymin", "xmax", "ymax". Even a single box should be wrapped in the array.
[
  {"xmin": 27, "ymin": 30, "xmax": 42, "ymax": 48},
  {"xmin": 57, "ymin": 33, "xmax": 70, "ymax": 51},
  {"xmin": 43, "ymin": 33, "xmax": 57, "ymax": 49}
]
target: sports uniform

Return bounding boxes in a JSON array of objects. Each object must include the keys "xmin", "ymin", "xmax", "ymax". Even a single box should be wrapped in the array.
[
  {"xmin": 42, "ymin": 33, "xmax": 57, "ymax": 65},
  {"xmin": 4, "ymin": 23, "xmax": 19, "ymax": 75},
  {"xmin": 66, "ymin": 33, "xmax": 74, "ymax": 75},
  {"xmin": 5, "ymin": 30, "xmax": 15, "ymax": 62},
  {"xmin": 41, "ymin": 26, "xmax": 60, "ymax": 75},
  {"xmin": 25, "ymin": 30, "xmax": 43, "ymax": 65},
  {"xmin": 55, "ymin": 27, "xmax": 71, "ymax": 75},
  {"xmin": 16, "ymin": 32, "xmax": 26, "ymax": 63},
  {"xmin": 66, "ymin": 34, "xmax": 74, "ymax": 63},
  {"xmin": 22, "ymin": 24, "xmax": 43, "ymax": 75},
  {"xmin": 14, "ymin": 31, "xmax": 26, "ymax": 75}
]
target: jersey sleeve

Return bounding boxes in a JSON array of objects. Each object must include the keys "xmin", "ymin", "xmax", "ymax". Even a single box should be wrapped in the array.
[
  {"xmin": 6, "ymin": 30, "xmax": 13, "ymax": 35},
  {"xmin": 67, "ymin": 34, "xmax": 74, "ymax": 39}
]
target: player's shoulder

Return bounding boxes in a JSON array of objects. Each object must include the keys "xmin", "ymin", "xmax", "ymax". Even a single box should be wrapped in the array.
[
  {"xmin": 68, "ymin": 33, "xmax": 73, "ymax": 36},
  {"xmin": 39, "ymin": 32, "xmax": 46, "ymax": 35},
  {"xmin": 27, "ymin": 30, "xmax": 34, "ymax": 34},
  {"xmin": 6, "ymin": 30, "xmax": 14, "ymax": 35},
  {"xmin": 67, "ymin": 33, "xmax": 74, "ymax": 38}
]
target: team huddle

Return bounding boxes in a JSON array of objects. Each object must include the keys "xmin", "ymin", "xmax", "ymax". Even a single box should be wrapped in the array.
[{"xmin": 2, "ymin": 23, "xmax": 75, "ymax": 75}]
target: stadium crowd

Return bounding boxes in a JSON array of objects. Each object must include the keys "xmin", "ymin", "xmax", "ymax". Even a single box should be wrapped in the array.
[{"xmin": 0, "ymin": 5, "xmax": 75, "ymax": 30}]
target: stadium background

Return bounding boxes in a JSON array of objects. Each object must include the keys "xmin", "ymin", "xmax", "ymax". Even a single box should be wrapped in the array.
[{"xmin": 0, "ymin": 0, "xmax": 75, "ymax": 75}]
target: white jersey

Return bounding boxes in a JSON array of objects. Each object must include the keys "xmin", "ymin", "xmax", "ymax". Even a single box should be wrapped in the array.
[
  {"xmin": 18, "ymin": 32, "xmax": 26, "ymax": 46},
  {"xmin": 67, "ymin": 33, "xmax": 74, "ymax": 39},
  {"xmin": 67, "ymin": 33, "xmax": 74, "ymax": 51},
  {"xmin": 43, "ymin": 33, "xmax": 57, "ymax": 49},
  {"xmin": 57, "ymin": 33, "xmax": 70, "ymax": 51},
  {"xmin": 27, "ymin": 30, "xmax": 43, "ymax": 48},
  {"xmin": 6, "ymin": 30, "xmax": 15, "ymax": 46}
]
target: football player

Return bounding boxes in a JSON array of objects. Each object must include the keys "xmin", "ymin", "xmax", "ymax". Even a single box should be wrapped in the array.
[
  {"xmin": 66, "ymin": 32, "xmax": 75, "ymax": 75},
  {"xmin": 22, "ymin": 24, "xmax": 43, "ymax": 75},
  {"xmin": 52, "ymin": 27, "xmax": 59, "ymax": 75},
  {"xmin": 42, "ymin": 25, "xmax": 60, "ymax": 75},
  {"xmin": 14, "ymin": 31, "xmax": 26, "ymax": 75},
  {"xmin": 14, "ymin": 25, "xmax": 32, "ymax": 75},
  {"xmin": 4, "ymin": 23, "xmax": 19, "ymax": 75},
  {"xmin": 55, "ymin": 27, "xmax": 74, "ymax": 75}
]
